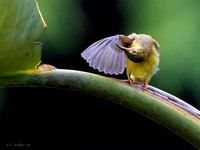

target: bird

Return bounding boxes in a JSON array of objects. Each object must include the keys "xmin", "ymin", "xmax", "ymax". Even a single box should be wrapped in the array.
[{"xmin": 81, "ymin": 33, "xmax": 160, "ymax": 89}]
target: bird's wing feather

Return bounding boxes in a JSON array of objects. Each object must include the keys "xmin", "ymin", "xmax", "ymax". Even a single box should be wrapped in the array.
[{"xmin": 81, "ymin": 35, "xmax": 126, "ymax": 75}]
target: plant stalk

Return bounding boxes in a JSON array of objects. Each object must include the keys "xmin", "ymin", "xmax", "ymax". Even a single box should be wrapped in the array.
[{"xmin": 0, "ymin": 69, "xmax": 200, "ymax": 149}]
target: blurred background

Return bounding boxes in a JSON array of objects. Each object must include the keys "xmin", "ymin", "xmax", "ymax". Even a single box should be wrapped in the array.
[{"xmin": 0, "ymin": 0, "xmax": 200, "ymax": 149}]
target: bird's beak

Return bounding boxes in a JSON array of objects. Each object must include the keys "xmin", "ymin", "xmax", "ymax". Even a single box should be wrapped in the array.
[
  {"xmin": 116, "ymin": 43, "xmax": 145, "ymax": 63},
  {"xmin": 116, "ymin": 43, "xmax": 136, "ymax": 53}
]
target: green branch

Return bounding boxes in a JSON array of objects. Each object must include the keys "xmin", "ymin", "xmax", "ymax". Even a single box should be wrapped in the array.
[{"xmin": 1, "ymin": 69, "xmax": 200, "ymax": 149}]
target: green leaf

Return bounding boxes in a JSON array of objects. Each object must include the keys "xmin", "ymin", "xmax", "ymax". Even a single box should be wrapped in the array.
[{"xmin": 0, "ymin": 0, "xmax": 46, "ymax": 75}]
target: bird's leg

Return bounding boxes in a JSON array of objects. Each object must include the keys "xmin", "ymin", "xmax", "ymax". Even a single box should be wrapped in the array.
[
  {"xmin": 142, "ymin": 82, "xmax": 147, "ymax": 90},
  {"xmin": 128, "ymin": 77, "xmax": 134, "ymax": 85}
]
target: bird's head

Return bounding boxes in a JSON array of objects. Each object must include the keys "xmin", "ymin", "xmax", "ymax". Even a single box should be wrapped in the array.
[{"xmin": 117, "ymin": 34, "xmax": 159, "ymax": 63}]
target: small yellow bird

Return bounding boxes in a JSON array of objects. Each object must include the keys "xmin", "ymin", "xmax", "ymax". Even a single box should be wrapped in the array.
[{"xmin": 81, "ymin": 33, "xmax": 160, "ymax": 89}]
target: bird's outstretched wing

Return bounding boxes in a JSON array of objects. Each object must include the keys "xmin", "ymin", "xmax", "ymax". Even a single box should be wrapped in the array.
[{"xmin": 81, "ymin": 35, "xmax": 127, "ymax": 75}]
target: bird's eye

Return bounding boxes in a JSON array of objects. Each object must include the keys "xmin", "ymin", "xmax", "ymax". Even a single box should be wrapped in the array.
[{"xmin": 132, "ymin": 50, "xmax": 136, "ymax": 53}]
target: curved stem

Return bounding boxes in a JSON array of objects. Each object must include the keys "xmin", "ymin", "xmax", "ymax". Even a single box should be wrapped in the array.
[{"xmin": 0, "ymin": 69, "xmax": 200, "ymax": 148}]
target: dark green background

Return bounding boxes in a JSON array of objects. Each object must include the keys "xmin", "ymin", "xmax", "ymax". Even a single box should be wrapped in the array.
[
  {"xmin": 39, "ymin": 0, "xmax": 200, "ymax": 108},
  {"xmin": 0, "ymin": 0, "xmax": 199, "ymax": 149}
]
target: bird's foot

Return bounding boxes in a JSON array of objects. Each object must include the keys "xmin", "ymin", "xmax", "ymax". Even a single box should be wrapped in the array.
[
  {"xmin": 128, "ymin": 78, "xmax": 147, "ymax": 90},
  {"xmin": 141, "ymin": 82, "xmax": 147, "ymax": 90},
  {"xmin": 128, "ymin": 77, "xmax": 134, "ymax": 85}
]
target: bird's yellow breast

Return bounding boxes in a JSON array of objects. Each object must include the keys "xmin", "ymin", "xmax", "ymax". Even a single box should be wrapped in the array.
[{"xmin": 126, "ymin": 48, "xmax": 159, "ymax": 83}]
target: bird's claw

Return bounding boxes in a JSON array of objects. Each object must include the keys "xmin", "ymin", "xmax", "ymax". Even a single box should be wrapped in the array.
[
  {"xmin": 142, "ymin": 82, "xmax": 147, "ymax": 90},
  {"xmin": 128, "ymin": 77, "xmax": 134, "ymax": 85}
]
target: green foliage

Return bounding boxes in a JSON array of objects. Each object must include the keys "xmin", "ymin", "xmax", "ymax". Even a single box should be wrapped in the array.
[{"xmin": 0, "ymin": 0, "xmax": 46, "ymax": 75}]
